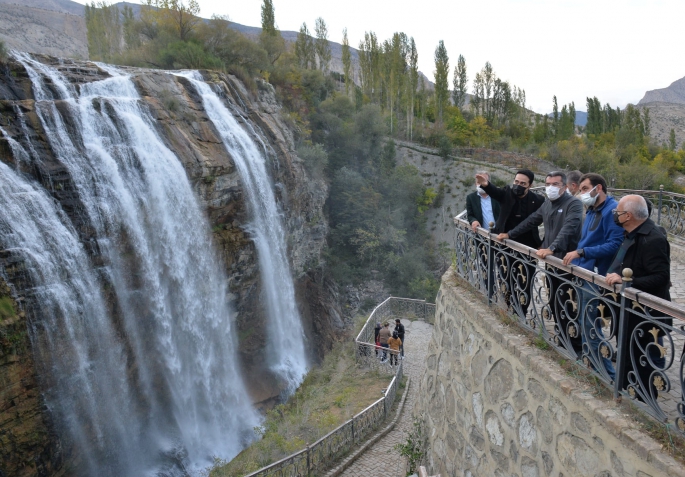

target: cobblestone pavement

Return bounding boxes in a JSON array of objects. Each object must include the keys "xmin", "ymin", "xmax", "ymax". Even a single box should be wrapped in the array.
[{"xmin": 341, "ymin": 320, "xmax": 434, "ymax": 477}]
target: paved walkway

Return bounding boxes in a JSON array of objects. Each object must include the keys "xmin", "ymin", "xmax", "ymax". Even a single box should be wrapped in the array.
[{"xmin": 341, "ymin": 320, "xmax": 434, "ymax": 477}]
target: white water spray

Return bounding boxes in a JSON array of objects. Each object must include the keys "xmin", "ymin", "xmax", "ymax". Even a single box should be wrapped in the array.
[
  {"xmin": 10, "ymin": 53, "xmax": 260, "ymax": 476},
  {"xmin": 177, "ymin": 71, "xmax": 308, "ymax": 392}
]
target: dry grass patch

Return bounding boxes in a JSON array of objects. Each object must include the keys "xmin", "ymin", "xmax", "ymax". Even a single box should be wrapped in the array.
[{"xmin": 211, "ymin": 340, "xmax": 392, "ymax": 476}]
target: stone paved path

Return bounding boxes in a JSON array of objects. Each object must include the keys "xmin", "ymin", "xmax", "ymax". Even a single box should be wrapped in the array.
[{"xmin": 341, "ymin": 320, "xmax": 434, "ymax": 477}]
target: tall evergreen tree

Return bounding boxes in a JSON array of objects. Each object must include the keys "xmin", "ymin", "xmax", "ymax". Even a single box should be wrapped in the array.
[
  {"xmin": 452, "ymin": 54, "xmax": 467, "ymax": 110},
  {"xmin": 342, "ymin": 28, "xmax": 352, "ymax": 95},
  {"xmin": 433, "ymin": 40, "xmax": 449, "ymax": 123},
  {"xmin": 314, "ymin": 17, "xmax": 331, "ymax": 73}
]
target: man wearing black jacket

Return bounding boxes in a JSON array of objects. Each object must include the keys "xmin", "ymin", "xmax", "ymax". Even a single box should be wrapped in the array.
[
  {"xmin": 499, "ymin": 171, "xmax": 583, "ymax": 354},
  {"xmin": 466, "ymin": 171, "xmax": 501, "ymax": 232},
  {"xmin": 475, "ymin": 169, "xmax": 544, "ymax": 316},
  {"xmin": 606, "ymin": 195, "xmax": 671, "ymax": 400}
]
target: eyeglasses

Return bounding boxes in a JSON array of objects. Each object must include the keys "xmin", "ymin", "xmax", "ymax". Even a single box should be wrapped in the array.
[{"xmin": 612, "ymin": 209, "xmax": 628, "ymax": 219}]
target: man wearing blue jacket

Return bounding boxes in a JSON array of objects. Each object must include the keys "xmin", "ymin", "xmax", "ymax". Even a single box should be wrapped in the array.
[{"xmin": 563, "ymin": 173, "xmax": 624, "ymax": 380}]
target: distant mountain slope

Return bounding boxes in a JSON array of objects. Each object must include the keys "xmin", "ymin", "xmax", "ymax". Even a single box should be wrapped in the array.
[
  {"xmin": 639, "ymin": 76, "xmax": 685, "ymax": 105},
  {"xmin": 636, "ymin": 102, "xmax": 685, "ymax": 148},
  {"xmin": 0, "ymin": 0, "xmax": 87, "ymax": 58},
  {"xmin": 546, "ymin": 110, "xmax": 587, "ymax": 127}
]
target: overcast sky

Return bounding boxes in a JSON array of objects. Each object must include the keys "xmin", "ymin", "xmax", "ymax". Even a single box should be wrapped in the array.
[{"xmin": 90, "ymin": 0, "xmax": 685, "ymax": 113}]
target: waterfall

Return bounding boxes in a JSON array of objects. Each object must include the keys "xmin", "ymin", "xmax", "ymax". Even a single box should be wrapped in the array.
[
  {"xmin": 7, "ymin": 53, "xmax": 259, "ymax": 476},
  {"xmin": 176, "ymin": 71, "xmax": 308, "ymax": 393}
]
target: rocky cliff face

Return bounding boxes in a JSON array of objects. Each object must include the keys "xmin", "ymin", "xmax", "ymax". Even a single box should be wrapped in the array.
[{"xmin": 0, "ymin": 55, "xmax": 343, "ymax": 476}]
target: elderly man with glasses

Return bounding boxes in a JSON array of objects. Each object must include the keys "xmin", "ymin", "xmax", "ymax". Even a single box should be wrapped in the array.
[{"xmin": 605, "ymin": 195, "xmax": 671, "ymax": 402}]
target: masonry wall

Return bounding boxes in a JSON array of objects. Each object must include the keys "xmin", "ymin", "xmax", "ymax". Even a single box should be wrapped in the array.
[{"xmin": 414, "ymin": 269, "xmax": 684, "ymax": 477}]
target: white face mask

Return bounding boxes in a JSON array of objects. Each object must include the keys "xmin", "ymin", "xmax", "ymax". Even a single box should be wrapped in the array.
[
  {"xmin": 545, "ymin": 185, "xmax": 562, "ymax": 200},
  {"xmin": 476, "ymin": 185, "xmax": 486, "ymax": 195},
  {"xmin": 578, "ymin": 186, "xmax": 598, "ymax": 207}
]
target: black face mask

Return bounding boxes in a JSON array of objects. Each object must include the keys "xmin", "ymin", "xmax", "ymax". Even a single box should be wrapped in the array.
[
  {"xmin": 512, "ymin": 184, "xmax": 526, "ymax": 197},
  {"xmin": 612, "ymin": 210, "xmax": 626, "ymax": 227}
]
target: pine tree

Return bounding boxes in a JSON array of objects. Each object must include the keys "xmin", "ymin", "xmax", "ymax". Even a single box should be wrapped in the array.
[
  {"xmin": 452, "ymin": 54, "xmax": 467, "ymax": 110},
  {"xmin": 314, "ymin": 17, "xmax": 331, "ymax": 73},
  {"xmin": 342, "ymin": 28, "xmax": 352, "ymax": 95},
  {"xmin": 433, "ymin": 40, "xmax": 449, "ymax": 123}
]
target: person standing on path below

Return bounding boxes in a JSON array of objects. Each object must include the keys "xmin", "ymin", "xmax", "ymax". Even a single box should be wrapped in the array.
[
  {"xmin": 387, "ymin": 331, "xmax": 402, "ymax": 365},
  {"xmin": 378, "ymin": 322, "xmax": 392, "ymax": 362},
  {"xmin": 394, "ymin": 319, "xmax": 405, "ymax": 358}
]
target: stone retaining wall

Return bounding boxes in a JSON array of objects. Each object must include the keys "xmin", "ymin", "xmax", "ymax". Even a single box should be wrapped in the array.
[{"xmin": 414, "ymin": 270, "xmax": 685, "ymax": 477}]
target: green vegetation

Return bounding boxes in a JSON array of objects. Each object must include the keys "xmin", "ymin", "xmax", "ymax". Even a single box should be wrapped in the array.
[
  {"xmin": 0, "ymin": 296, "xmax": 15, "ymax": 319},
  {"xmin": 210, "ymin": 340, "xmax": 392, "ymax": 476},
  {"xmin": 394, "ymin": 417, "xmax": 427, "ymax": 476}
]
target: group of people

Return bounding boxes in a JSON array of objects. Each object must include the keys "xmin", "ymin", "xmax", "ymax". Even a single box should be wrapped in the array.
[
  {"xmin": 374, "ymin": 319, "xmax": 405, "ymax": 364},
  {"xmin": 467, "ymin": 169, "xmax": 671, "ymax": 399}
]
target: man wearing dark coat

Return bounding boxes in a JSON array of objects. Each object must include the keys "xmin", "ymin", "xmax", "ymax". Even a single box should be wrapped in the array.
[
  {"xmin": 466, "ymin": 171, "xmax": 501, "ymax": 232},
  {"xmin": 606, "ymin": 195, "xmax": 671, "ymax": 401},
  {"xmin": 475, "ymin": 169, "xmax": 544, "ymax": 315}
]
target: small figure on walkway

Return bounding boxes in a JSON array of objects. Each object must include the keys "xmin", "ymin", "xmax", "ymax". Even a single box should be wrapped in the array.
[
  {"xmin": 379, "ymin": 322, "xmax": 392, "ymax": 362},
  {"xmin": 388, "ymin": 331, "xmax": 402, "ymax": 365},
  {"xmin": 374, "ymin": 322, "xmax": 381, "ymax": 357},
  {"xmin": 394, "ymin": 318, "xmax": 406, "ymax": 359}
]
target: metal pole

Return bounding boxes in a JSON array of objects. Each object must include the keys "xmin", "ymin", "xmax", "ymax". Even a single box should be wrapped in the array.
[
  {"xmin": 614, "ymin": 268, "xmax": 633, "ymax": 399},
  {"xmin": 306, "ymin": 444, "xmax": 311, "ymax": 477},
  {"xmin": 487, "ymin": 221, "xmax": 495, "ymax": 305},
  {"xmin": 657, "ymin": 184, "xmax": 663, "ymax": 225}
]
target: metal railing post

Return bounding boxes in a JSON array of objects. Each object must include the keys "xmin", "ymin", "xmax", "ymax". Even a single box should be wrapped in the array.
[
  {"xmin": 614, "ymin": 268, "xmax": 633, "ymax": 399},
  {"xmin": 487, "ymin": 221, "xmax": 494, "ymax": 305},
  {"xmin": 306, "ymin": 444, "xmax": 311, "ymax": 477},
  {"xmin": 657, "ymin": 184, "xmax": 663, "ymax": 225},
  {"xmin": 351, "ymin": 417, "xmax": 355, "ymax": 444}
]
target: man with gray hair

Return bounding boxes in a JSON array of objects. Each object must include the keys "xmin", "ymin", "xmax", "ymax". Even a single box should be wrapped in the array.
[
  {"xmin": 567, "ymin": 170, "xmax": 582, "ymax": 195},
  {"xmin": 606, "ymin": 195, "xmax": 671, "ymax": 401}
]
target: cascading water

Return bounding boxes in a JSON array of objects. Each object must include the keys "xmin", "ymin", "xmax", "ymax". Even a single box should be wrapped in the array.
[
  {"xmin": 6, "ymin": 53, "xmax": 260, "ymax": 476},
  {"xmin": 176, "ymin": 71, "xmax": 308, "ymax": 393}
]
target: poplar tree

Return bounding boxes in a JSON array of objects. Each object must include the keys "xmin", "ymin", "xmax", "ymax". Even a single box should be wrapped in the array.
[
  {"xmin": 342, "ymin": 28, "xmax": 352, "ymax": 95},
  {"xmin": 260, "ymin": 0, "xmax": 284, "ymax": 64},
  {"xmin": 295, "ymin": 23, "xmax": 315, "ymax": 69},
  {"xmin": 84, "ymin": 1, "xmax": 122, "ymax": 61},
  {"xmin": 314, "ymin": 17, "xmax": 331, "ymax": 73},
  {"xmin": 552, "ymin": 95, "xmax": 559, "ymax": 138},
  {"xmin": 452, "ymin": 54, "xmax": 467, "ymax": 110},
  {"xmin": 407, "ymin": 37, "xmax": 418, "ymax": 140},
  {"xmin": 433, "ymin": 40, "xmax": 449, "ymax": 123},
  {"xmin": 483, "ymin": 62, "xmax": 494, "ymax": 120},
  {"xmin": 670, "ymin": 129, "xmax": 677, "ymax": 150}
]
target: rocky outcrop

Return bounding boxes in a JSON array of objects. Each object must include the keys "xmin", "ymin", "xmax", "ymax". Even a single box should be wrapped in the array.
[
  {"xmin": 639, "ymin": 76, "xmax": 685, "ymax": 106},
  {"xmin": 0, "ymin": 55, "xmax": 342, "ymax": 476}
]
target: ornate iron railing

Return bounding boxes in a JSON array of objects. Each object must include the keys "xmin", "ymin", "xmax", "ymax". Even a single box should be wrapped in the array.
[
  {"xmin": 245, "ymin": 297, "xmax": 432, "ymax": 477},
  {"xmin": 452, "ymin": 215, "xmax": 685, "ymax": 433}
]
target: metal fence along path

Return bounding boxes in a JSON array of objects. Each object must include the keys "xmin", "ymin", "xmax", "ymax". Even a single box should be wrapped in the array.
[{"xmin": 244, "ymin": 297, "xmax": 435, "ymax": 477}]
